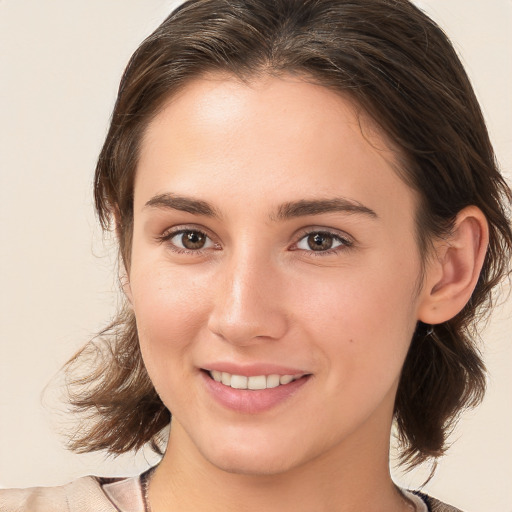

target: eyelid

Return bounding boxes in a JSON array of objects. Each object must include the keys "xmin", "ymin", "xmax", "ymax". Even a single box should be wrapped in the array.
[
  {"xmin": 156, "ymin": 225, "xmax": 220, "ymax": 254},
  {"xmin": 155, "ymin": 224, "xmax": 354, "ymax": 257},
  {"xmin": 291, "ymin": 227, "xmax": 354, "ymax": 254}
]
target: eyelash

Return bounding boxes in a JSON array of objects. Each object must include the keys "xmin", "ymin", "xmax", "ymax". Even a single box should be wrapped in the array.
[
  {"xmin": 156, "ymin": 227, "xmax": 354, "ymax": 257},
  {"xmin": 156, "ymin": 227, "xmax": 219, "ymax": 255},
  {"xmin": 293, "ymin": 229, "xmax": 354, "ymax": 257}
]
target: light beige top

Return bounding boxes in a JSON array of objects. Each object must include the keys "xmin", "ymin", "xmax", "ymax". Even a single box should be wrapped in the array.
[{"xmin": 0, "ymin": 472, "xmax": 461, "ymax": 512}]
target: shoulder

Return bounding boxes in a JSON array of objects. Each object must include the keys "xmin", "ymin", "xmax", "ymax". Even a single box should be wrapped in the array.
[
  {"xmin": 0, "ymin": 474, "xmax": 140, "ymax": 512},
  {"xmin": 413, "ymin": 491, "xmax": 465, "ymax": 512}
]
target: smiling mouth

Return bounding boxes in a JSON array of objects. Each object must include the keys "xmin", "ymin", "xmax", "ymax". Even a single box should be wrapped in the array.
[{"xmin": 204, "ymin": 370, "xmax": 307, "ymax": 390}]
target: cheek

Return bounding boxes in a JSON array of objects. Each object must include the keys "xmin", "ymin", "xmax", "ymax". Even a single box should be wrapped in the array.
[
  {"xmin": 129, "ymin": 262, "xmax": 212, "ymax": 378},
  {"xmin": 296, "ymin": 262, "xmax": 417, "ymax": 337},
  {"xmin": 292, "ymin": 257, "xmax": 418, "ymax": 379}
]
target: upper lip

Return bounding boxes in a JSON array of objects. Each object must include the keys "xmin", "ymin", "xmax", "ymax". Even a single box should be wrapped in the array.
[{"xmin": 202, "ymin": 362, "xmax": 309, "ymax": 377}]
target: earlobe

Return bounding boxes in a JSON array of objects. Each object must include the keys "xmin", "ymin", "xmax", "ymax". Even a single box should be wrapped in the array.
[{"xmin": 418, "ymin": 206, "xmax": 489, "ymax": 325}]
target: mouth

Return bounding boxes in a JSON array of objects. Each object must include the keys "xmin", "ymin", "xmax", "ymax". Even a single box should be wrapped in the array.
[
  {"xmin": 203, "ymin": 369, "xmax": 307, "ymax": 390},
  {"xmin": 200, "ymin": 367, "xmax": 312, "ymax": 413}
]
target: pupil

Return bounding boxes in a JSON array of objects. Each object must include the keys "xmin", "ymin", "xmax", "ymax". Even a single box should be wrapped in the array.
[
  {"xmin": 308, "ymin": 233, "xmax": 333, "ymax": 251},
  {"xmin": 182, "ymin": 231, "xmax": 206, "ymax": 249}
]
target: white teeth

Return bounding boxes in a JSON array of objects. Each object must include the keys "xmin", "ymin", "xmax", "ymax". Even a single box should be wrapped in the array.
[
  {"xmin": 248, "ymin": 375, "xmax": 266, "ymax": 390},
  {"xmin": 230, "ymin": 375, "xmax": 248, "ymax": 389},
  {"xmin": 209, "ymin": 371, "xmax": 303, "ymax": 390},
  {"xmin": 266, "ymin": 374, "xmax": 280, "ymax": 388},
  {"xmin": 279, "ymin": 375, "xmax": 294, "ymax": 385}
]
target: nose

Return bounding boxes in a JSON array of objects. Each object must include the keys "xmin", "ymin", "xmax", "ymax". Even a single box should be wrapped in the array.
[{"xmin": 207, "ymin": 249, "xmax": 288, "ymax": 345}]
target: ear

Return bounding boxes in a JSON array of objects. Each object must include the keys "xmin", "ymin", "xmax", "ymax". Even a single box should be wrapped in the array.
[{"xmin": 417, "ymin": 206, "xmax": 489, "ymax": 324}]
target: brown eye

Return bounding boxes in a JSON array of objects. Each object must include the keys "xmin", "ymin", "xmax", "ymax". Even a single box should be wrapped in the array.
[
  {"xmin": 162, "ymin": 228, "xmax": 217, "ymax": 254},
  {"xmin": 295, "ymin": 230, "xmax": 352, "ymax": 254},
  {"xmin": 307, "ymin": 232, "xmax": 334, "ymax": 251},
  {"xmin": 181, "ymin": 231, "xmax": 207, "ymax": 250}
]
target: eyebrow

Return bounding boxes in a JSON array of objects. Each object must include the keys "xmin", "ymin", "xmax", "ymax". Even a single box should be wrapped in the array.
[
  {"xmin": 273, "ymin": 198, "xmax": 378, "ymax": 221},
  {"xmin": 144, "ymin": 193, "xmax": 221, "ymax": 218},
  {"xmin": 144, "ymin": 193, "xmax": 377, "ymax": 220}
]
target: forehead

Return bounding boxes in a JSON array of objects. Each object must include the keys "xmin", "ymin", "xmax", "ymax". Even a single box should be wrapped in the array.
[{"xmin": 135, "ymin": 73, "xmax": 416, "ymax": 223}]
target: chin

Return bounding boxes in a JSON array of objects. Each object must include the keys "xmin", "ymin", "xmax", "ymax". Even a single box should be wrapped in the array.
[
  {"xmin": 194, "ymin": 429, "xmax": 306, "ymax": 477},
  {"xmin": 204, "ymin": 448, "xmax": 298, "ymax": 476}
]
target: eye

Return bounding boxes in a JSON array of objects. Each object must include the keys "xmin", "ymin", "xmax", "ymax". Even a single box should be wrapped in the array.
[
  {"xmin": 160, "ymin": 228, "xmax": 217, "ymax": 253},
  {"xmin": 177, "ymin": 230, "xmax": 208, "ymax": 250},
  {"xmin": 295, "ymin": 231, "xmax": 352, "ymax": 253}
]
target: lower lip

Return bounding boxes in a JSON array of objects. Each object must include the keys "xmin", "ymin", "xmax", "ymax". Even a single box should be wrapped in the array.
[{"xmin": 201, "ymin": 371, "xmax": 310, "ymax": 414}]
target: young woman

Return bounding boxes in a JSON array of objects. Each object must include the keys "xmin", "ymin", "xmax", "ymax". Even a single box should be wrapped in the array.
[{"xmin": 2, "ymin": 0, "xmax": 511, "ymax": 511}]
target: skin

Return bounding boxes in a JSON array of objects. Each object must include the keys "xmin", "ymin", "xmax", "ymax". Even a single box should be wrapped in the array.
[{"xmin": 126, "ymin": 74, "xmax": 488, "ymax": 512}]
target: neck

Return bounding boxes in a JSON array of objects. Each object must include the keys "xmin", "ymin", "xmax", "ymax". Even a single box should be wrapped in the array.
[{"xmin": 148, "ymin": 418, "xmax": 409, "ymax": 512}]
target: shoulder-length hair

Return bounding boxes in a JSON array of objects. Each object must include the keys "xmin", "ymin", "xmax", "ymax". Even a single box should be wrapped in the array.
[{"xmin": 64, "ymin": 0, "xmax": 512, "ymax": 470}]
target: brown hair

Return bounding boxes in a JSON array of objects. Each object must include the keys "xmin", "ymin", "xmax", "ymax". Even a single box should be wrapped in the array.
[{"xmin": 65, "ymin": 0, "xmax": 512, "ymax": 469}]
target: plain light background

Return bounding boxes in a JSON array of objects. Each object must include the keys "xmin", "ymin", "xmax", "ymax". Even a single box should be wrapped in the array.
[{"xmin": 0, "ymin": 1, "xmax": 511, "ymax": 510}]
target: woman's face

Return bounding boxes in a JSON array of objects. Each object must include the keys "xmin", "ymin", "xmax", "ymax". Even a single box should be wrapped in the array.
[{"xmin": 129, "ymin": 74, "xmax": 430, "ymax": 475}]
